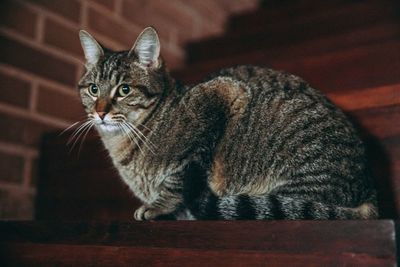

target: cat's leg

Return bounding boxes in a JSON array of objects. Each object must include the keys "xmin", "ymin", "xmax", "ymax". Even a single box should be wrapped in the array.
[
  {"xmin": 133, "ymin": 205, "xmax": 149, "ymax": 221},
  {"xmin": 134, "ymin": 180, "xmax": 184, "ymax": 221},
  {"xmin": 134, "ymin": 204, "xmax": 174, "ymax": 221},
  {"xmin": 134, "ymin": 199, "xmax": 181, "ymax": 221}
]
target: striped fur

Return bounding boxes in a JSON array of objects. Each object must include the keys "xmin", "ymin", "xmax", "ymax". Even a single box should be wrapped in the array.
[{"xmin": 78, "ymin": 28, "xmax": 378, "ymax": 220}]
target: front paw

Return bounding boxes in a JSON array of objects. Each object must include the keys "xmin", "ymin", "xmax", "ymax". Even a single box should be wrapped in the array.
[{"xmin": 134, "ymin": 205, "xmax": 162, "ymax": 221}]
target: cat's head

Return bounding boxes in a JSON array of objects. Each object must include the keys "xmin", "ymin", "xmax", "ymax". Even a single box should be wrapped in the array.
[{"xmin": 78, "ymin": 27, "xmax": 169, "ymax": 133}]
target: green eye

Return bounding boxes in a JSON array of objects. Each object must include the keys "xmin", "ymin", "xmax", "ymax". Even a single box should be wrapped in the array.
[
  {"xmin": 117, "ymin": 84, "xmax": 131, "ymax": 97},
  {"xmin": 88, "ymin": 83, "xmax": 99, "ymax": 96}
]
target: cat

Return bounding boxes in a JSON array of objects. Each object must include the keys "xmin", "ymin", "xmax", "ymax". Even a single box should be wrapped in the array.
[{"xmin": 77, "ymin": 27, "xmax": 378, "ymax": 220}]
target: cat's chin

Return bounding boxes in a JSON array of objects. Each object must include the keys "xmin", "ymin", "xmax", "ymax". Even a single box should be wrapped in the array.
[{"xmin": 96, "ymin": 123, "xmax": 121, "ymax": 133}]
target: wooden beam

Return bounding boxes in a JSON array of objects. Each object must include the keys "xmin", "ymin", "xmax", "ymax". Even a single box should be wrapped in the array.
[{"xmin": 0, "ymin": 220, "xmax": 396, "ymax": 266}]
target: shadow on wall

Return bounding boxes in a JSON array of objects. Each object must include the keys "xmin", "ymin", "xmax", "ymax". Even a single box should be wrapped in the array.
[{"xmin": 347, "ymin": 114, "xmax": 397, "ymax": 219}]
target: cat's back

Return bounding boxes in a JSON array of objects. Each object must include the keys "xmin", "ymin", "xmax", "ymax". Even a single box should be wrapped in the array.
[
  {"xmin": 205, "ymin": 65, "xmax": 309, "ymax": 96},
  {"xmin": 207, "ymin": 66, "xmax": 372, "ymax": 207}
]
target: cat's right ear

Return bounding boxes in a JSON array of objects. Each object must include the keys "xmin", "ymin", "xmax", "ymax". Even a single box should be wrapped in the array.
[
  {"xmin": 79, "ymin": 30, "xmax": 104, "ymax": 65},
  {"xmin": 129, "ymin": 27, "xmax": 161, "ymax": 68}
]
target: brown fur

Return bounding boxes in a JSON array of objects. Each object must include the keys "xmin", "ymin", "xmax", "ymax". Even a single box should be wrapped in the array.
[
  {"xmin": 77, "ymin": 27, "xmax": 378, "ymax": 220},
  {"xmin": 210, "ymin": 157, "xmax": 228, "ymax": 196}
]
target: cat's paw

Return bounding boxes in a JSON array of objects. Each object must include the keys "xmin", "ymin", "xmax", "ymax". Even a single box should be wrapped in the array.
[
  {"xmin": 134, "ymin": 205, "xmax": 148, "ymax": 221},
  {"xmin": 134, "ymin": 205, "xmax": 161, "ymax": 221}
]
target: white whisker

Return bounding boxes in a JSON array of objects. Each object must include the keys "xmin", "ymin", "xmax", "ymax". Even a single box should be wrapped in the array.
[
  {"xmin": 68, "ymin": 121, "xmax": 93, "ymax": 152},
  {"xmin": 124, "ymin": 122, "xmax": 156, "ymax": 154},
  {"xmin": 125, "ymin": 122, "xmax": 156, "ymax": 148},
  {"xmin": 77, "ymin": 121, "xmax": 94, "ymax": 156},
  {"xmin": 67, "ymin": 120, "xmax": 92, "ymax": 145},
  {"xmin": 59, "ymin": 121, "xmax": 81, "ymax": 136},
  {"xmin": 119, "ymin": 123, "xmax": 144, "ymax": 155},
  {"xmin": 137, "ymin": 123, "xmax": 153, "ymax": 132}
]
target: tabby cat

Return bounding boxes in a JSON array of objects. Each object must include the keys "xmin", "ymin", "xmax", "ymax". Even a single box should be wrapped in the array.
[{"xmin": 77, "ymin": 27, "xmax": 378, "ymax": 220}]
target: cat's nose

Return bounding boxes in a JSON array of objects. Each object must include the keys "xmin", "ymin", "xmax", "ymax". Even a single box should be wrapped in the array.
[{"xmin": 97, "ymin": 112, "xmax": 107, "ymax": 120}]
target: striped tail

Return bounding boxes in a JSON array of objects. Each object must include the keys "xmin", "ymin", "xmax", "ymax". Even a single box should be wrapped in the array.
[{"xmin": 186, "ymin": 189, "xmax": 378, "ymax": 220}]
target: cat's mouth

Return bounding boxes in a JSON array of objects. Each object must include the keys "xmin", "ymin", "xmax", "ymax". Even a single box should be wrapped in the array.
[
  {"xmin": 96, "ymin": 121, "xmax": 121, "ymax": 132},
  {"xmin": 95, "ymin": 120, "xmax": 121, "ymax": 132},
  {"xmin": 91, "ymin": 115, "xmax": 122, "ymax": 132}
]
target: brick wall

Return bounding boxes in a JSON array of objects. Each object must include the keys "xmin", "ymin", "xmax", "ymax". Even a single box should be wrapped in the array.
[{"xmin": 0, "ymin": 0, "xmax": 259, "ymax": 219}]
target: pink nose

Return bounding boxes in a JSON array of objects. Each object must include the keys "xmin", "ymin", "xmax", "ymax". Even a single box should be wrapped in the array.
[{"xmin": 97, "ymin": 112, "xmax": 107, "ymax": 120}]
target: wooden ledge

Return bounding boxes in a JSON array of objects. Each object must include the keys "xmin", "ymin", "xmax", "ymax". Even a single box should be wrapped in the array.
[{"xmin": 0, "ymin": 220, "xmax": 396, "ymax": 266}]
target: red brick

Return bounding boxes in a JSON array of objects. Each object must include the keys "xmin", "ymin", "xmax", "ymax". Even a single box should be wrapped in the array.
[
  {"xmin": 120, "ymin": 0, "xmax": 174, "ymax": 43},
  {"xmin": 0, "ymin": 72, "xmax": 31, "ymax": 108},
  {"xmin": 217, "ymin": 0, "xmax": 258, "ymax": 13},
  {"xmin": 0, "ymin": 112, "xmax": 57, "ymax": 148},
  {"xmin": 0, "ymin": 35, "xmax": 77, "ymax": 87},
  {"xmin": 44, "ymin": 18, "xmax": 83, "ymax": 58},
  {"xmin": 0, "ymin": 0, "xmax": 38, "ymax": 38},
  {"xmin": 0, "ymin": 151, "xmax": 24, "ymax": 183},
  {"xmin": 162, "ymin": 50, "xmax": 184, "ymax": 70},
  {"xmin": 87, "ymin": 7, "xmax": 139, "ymax": 47},
  {"xmin": 195, "ymin": 21, "xmax": 224, "ymax": 40},
  {"xmin": 121, "ymin": 0, "xmax": 219, "ymax": 45},
  {"xmin": 175, "ymin": 0, "xmax": 227, "ymax": 27},
  {"xmin": 91, "ymin": 0, "xmax": 115, "ymax": 10},
  {"xmin": 0, "ymin": 188, "xmax": 34, "ymax": 219},
  {"xmin": 149, "ymin": 1, "xmax": 195, "ymax": 32},
  {"xmin": 25, "ymin": 0, "xmax": 81, "ymax": 23},
  {"xmin": 36, "ymin": 85, "xmax": 85, "ymax": 121},
  {"xmin": 120, "ymin": 0, "xmax": 145, "ymax": 16}
]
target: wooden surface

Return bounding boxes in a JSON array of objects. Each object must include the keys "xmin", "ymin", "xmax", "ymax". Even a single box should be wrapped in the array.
[{"xmin": 0, "ymin": 220, "xmax": 397, "ymax": 266}]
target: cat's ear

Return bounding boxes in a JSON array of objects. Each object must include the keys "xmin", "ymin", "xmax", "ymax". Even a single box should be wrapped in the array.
[
  {"xmin": 129, "ymin": 27, "xmax": 160, "ymax": 68},
  {"xmin": 79, "ymin": 30, "xmax": 104, "ymax": 65}
]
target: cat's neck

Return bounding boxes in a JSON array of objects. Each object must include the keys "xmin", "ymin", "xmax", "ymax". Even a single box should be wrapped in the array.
[{"xmin": 97, "ymin": 128, "xmax": 130, "ymax": 155}]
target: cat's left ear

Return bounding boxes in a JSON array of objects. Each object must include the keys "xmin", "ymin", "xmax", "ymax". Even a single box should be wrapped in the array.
[{"xmin": 129, "ymin": 27, "xmax": 160, "ymax": 68}]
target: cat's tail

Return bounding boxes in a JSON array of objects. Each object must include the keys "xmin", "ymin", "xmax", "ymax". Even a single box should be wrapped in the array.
[{"xmin": 187, "ymin": 189, "xmax": 378, "ymax": 220}]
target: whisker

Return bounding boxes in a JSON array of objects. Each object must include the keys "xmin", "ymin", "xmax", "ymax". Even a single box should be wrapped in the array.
[
  {"xmin": 125, "ymin": 121, "xmax": 157, "ymax": 148},
  {"xmin": 137, "ymin": 123, "xmax": 153, "ymax": 132},
  {"xmin": 125, "ymin": 125, "xmax": 145, "ymax": 155},
  {"xmin": 119, "ymin": 123, "xmax": 144, "ymax": 155},
  {"xmin": 67, "ymin": 123, "xmax": 87, "ymax": 145},
  {"xmin": 77, "ymin": 121, "xmax": 94, "ymax": 157},
  {"xmin": 68, "ymin": 121, "xmax": 93, "ymax": 152},
  {"xmin": 59, "ymin": 121, "xmax": 81, "ymax": 136},
  {"xmin": 67, "ymin": 120, "xmax": 92, "ymax": 145},
  {"xmin": 124, "ymin": 122, "xmax": 156, "ymax": 154}
]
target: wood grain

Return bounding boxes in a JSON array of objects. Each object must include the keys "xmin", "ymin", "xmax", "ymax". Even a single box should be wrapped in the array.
[
  {"xmin": 0, "ymin": 243, "xmax": 394, "ymax": 267},
  {"xmin": 0, "ymin": 221, "xmax": 396, "ymax": 267}
]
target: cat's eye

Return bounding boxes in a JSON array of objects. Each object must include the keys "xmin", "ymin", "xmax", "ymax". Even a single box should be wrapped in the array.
[
  {"xmin": 117, "ymin": 84, "xmax": 131, "ymax": 97},
  {"xmin": 88, "ymin": 83, "xmax": 99, "ymax": 97}
]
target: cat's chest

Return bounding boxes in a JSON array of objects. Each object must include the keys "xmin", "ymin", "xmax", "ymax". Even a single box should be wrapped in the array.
[
  {"xmin": 118, "ymin": 164, "xmax": 159, "ymax": 204},
  {"xmin": 115, "ymin": 153, "xmax": 162, "ymax": 203},
  {"xmin": 101, "ymin": 135, "xmax": 162, "ymax": 203}
]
